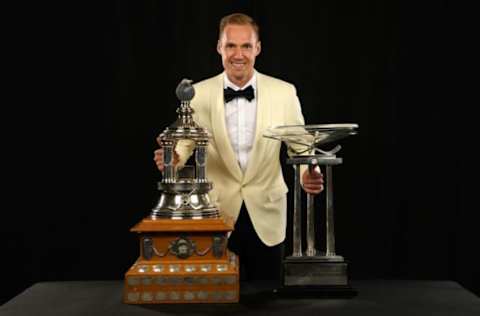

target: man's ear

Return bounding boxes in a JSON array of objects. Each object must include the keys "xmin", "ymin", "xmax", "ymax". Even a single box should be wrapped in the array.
[
  {"xmin": 255, "ymin": 41, "xmax": 262, "ymax": 56},
  {"xmin": 217, "ymin": 40, "xmax": 222, "ymax": 54}
]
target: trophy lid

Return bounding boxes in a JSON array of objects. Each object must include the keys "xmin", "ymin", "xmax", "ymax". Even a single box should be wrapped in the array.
[{"xmin": 159, "ymin": 79, "xmax": 211, "ymax": 142}]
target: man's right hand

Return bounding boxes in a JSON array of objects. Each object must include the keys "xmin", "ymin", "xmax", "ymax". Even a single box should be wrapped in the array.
[{"xmin": 153, "ymin": 148, "xmax": 179, "ymax": 172}]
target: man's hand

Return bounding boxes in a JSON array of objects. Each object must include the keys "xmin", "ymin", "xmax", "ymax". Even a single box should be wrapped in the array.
[
  {"xmin": 302, "ymin": 167, "xmax": 324, "ymax": 194},
  {"xmin": 153, "ymin": 148, "xmax": 179, "ymax": 172}
]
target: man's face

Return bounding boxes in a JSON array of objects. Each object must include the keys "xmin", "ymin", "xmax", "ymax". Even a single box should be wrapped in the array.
[{"xmin": 217, "ymin": 24, "xmax": 261, "ymax": 87}]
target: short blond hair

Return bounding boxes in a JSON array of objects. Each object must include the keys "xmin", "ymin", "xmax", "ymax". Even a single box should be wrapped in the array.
[{"xmin": 219, "ymin": 13, "xmax": 260, "ymax": 40}]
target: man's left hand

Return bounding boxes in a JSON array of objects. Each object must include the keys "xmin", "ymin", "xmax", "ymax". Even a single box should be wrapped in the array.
[{"xmin": 302, "ymin": 168, "xmax": 324, "ymax": 194}]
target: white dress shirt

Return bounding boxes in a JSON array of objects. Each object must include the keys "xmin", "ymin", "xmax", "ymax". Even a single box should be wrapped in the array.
[{"xmin": 223, "ymin": 72, "xmax": 257, "ymax": 172}]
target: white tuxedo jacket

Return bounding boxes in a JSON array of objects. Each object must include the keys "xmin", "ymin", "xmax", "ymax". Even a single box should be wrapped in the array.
[{"xmin": 176, "ymin": 72, "xmax": 306, "ymax": 246}]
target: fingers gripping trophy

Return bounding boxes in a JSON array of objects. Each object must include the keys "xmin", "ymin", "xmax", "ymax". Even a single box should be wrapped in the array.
[
  {"xmin": 264, "ymin": 124, "xmax": 358, "ymax": 297},
  {"xmin": 123, "ymin": 79, "xmax": 239, "ymax": 304}
]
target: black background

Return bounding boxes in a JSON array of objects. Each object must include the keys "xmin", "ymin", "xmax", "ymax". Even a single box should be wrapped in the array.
[{"xmin": 2, "ymin": 0, "xmax": 478, "ymax": 304}]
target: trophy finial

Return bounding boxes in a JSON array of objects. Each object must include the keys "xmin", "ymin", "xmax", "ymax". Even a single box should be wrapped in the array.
[{"xmin": 175, "ymin": 79, "xmax": 195, "ymax": 102}]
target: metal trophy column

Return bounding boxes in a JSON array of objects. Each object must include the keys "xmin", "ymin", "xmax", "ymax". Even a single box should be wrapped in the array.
[
  {"xmin": 288, "ymin": 155, "xmax": 343, "ymax": 261},
  {"xmin": 264, "ymin": 124, "xmax": 358, "ymax": 297}
]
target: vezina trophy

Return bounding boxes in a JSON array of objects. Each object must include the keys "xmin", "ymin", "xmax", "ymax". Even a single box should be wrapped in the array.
[
  {"xmin": 123, "ymin": 79, "xmax": 239, "ymax": 304},
  {"xmin": 264, "ymin": 124, "xmax": 358, "ymax": 296}
]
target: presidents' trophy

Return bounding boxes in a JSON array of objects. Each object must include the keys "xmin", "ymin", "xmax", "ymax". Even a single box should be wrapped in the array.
[
  {"xmin": 264, "ymin": 124, "xmax": 358, "ymax": 297},
  {"xmin": 123, "ymin": 79, "xmax": 239, "ymax": 304}
]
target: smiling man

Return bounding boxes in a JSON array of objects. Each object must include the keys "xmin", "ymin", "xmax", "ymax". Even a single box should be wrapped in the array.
[
  {"xmin": 154, "ymin": 13, "xmax": 324, "ymax": 283},
  {"xmin": 217, "ymin": 19, "xmax": 261, "ymax": 88}
]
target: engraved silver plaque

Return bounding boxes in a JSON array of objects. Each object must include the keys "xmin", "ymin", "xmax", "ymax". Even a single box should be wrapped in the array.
[
  {"xmin": 169, "ymin": 291, "xmax": 181, "ymax": 300},
  {"xmin": 155, "ymin": 292, "xmax": 167, "ymax": 301},
  {"xmin": 142, "ymin": 292, "xmax": 154, "ymax": 302},
  {"xmin": 211, "ymin": 291, "xmax": 222, "ymax": 300},
  {"xmin": 184, "ymin": 264, "xmax": 196, "ymax": 272},
  {"xmin": 216, "ymin": 264, "xmax": 228, "ymax": 272},
  {"xmin": 141, "ymin": 277, "xmax": 153, "ymax": 286},
  {"xmin": 154, "ymin": 276, "xmax": 167, "ymax": 285},
  {"xmin": 200, "ymin": 264, "xmax": 212, "ymax": 272},
  {"xmin": 224, "ymin": 291, "xmax": 236, "ymax": 300},
  {"xmin": 197, "ymin": 291, "xmax": 208, "ymax": 300},
  {"xmin": 127, "ymin": 277, "xmax": 140, "ymax": 286},
  {"xmin": 127, "ymin": 292, "xmax": 140, "ymax": 302},
  {"xmin": 168, "ymin": 264, "xmax": 180, "ymax": 273},
  {"xmin": 152, "ymin": 264, "xmax": 164, "ymax": 273},
  {"xmin": 184, "ymin": 291, "xmax": 195, "ymax": 300}
]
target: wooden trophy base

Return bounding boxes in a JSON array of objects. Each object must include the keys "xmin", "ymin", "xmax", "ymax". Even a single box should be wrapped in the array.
[{"xmin": 124, "ymin": 217, "xmax": 239, "ymax": 304}]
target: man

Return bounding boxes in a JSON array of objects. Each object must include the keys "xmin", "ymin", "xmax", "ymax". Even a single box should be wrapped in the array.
[{"xmin": 154, "ymin": 13, "xmax": 324, "ymax": 282}]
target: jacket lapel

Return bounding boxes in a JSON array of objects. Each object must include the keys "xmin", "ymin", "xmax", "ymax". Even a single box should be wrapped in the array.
[
  {"xmin": 210, "ymin": 74, "xmax": 243, "ymax": 182},
  {"xmin": 243, "ymin": 72, "xmax": 271, "ymax": 185}
]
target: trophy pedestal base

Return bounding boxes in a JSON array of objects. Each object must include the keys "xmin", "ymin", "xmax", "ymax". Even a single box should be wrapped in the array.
[
  {"xmin": 123, "ymin": 217, "xmax": 239, "ymax": 304},
  {"xmin": 280, "ymin": 256, "xmax": 357, "ymax": 298}
]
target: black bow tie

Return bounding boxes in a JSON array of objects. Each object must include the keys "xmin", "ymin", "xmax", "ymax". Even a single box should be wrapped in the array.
[{"xmin": 224, "ymin": 85, "xmax": 255, "ymax": 103}]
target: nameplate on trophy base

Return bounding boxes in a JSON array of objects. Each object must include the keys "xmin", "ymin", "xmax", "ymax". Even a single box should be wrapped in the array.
[{"xmin": 280, "ymin": 257, "xmax": 355, "ymax": 297}]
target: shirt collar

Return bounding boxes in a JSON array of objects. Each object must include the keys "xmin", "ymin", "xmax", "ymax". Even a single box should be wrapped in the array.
[{"xmin": 223, "ymin": 71, "xmax": 257, "ymax": 91}]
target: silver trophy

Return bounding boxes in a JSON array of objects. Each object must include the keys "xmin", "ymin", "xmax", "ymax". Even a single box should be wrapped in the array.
[
  {"xmin": 124, "ymin": 79, "xmax": 239, "ymax": 304},
  {"xmin": 151, "ymin": 79, "xmax": 219, "ymax": 220},
  {"xmin": 264, "ymin": 124, "xmax": 358, "ymax": 296}
]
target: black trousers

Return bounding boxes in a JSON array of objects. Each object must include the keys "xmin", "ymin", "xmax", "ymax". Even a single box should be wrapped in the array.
[{"xmin": 227, "ymin": 203, "xmax": 284, "ymax": 282}]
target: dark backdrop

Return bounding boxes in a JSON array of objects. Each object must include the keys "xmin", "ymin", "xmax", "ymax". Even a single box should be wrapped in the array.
[{"xmin": 3, "ymin": 0, "xmax": 478, "ymax": 304}]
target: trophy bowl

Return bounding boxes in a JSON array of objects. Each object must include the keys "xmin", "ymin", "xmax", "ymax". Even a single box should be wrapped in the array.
[{"xmin": 263, "ymin": 123, "xmax": 358, "ymax": 156}]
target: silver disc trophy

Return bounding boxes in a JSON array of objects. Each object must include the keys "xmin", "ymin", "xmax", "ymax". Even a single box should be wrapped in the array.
[{"xmin": 264, "ymin": 124, "xmax": 358, "ymax": 297}]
